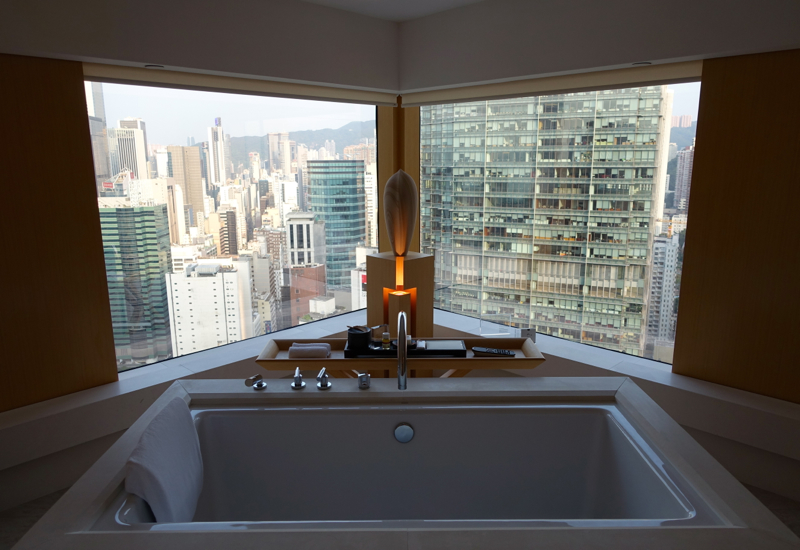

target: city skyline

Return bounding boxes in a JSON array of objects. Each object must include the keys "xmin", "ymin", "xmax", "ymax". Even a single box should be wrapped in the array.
[
  {"xmin": 87, "ymin": 80, "xmax": 696, "ymax": 370},
  {"xmin": 100, "ymin": 81, "xmax": 700, "ymax": 146}
]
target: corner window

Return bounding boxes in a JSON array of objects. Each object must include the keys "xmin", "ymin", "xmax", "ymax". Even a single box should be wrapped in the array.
[
  {"xmin": 85, "ymin": 82, "xmax": 377, "ymax": 371},
  {"xmin": 421, "ymin": 83, "xmax": 699, "ymax": 363}
]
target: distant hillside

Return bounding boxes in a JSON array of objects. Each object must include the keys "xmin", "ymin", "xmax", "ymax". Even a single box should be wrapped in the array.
[
  {"xmin": 229, "ymin": 120, "xmax": 375, "ymax": 171},
  {"xmin": 668, "ymin": 122, "xmax": 697, "ymax": 150}
]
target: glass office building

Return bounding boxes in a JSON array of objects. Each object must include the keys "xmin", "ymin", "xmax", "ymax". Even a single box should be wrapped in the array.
[
  {"xmin": 420, "ymin": 86, "xmax": 672, "ymax": 356},
  {"xmin": 98, "ymin": 203, "xmax": 173, "ymax": 368},
  {"xmin": 307, "ymin": 160, "xmax": 367, "ymax": 288}
]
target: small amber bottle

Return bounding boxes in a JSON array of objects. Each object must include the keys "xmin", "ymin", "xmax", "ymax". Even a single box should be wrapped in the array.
[{"xmin": 382, "ymin": 332, "xmax": 391, "ymax": 350}]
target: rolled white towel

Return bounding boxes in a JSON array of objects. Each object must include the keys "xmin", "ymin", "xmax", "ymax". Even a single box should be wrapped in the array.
[{"xmin": 288, "ymin": 344, "xmax": 331, "ymax": 358}]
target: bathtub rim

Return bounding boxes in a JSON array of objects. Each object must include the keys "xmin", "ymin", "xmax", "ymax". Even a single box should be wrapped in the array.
[{"xmin": 11, "ymin": 377, "xmax": 800, "ymax": 550}]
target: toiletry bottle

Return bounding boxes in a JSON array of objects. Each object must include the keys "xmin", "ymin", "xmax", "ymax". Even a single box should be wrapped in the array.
[{"xmin": 382, "ymin": 332, "xmax": 391, "ymax": 350}]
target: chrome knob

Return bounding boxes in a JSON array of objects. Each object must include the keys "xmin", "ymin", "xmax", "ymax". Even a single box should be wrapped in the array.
[
  {"xmin": 291, "ymin": 367, "xmax": 306, "ymax": 389},
  {"xmin": 316, "ymin": 367, "xmax": 331, "ymax": 390},
  {"xmin": 245, "ymin": 374, "xmax": 267, "ymax": 391},
  {"xmin": 357, "ymin": 372, "xmax": 371, "ymax": 389}
]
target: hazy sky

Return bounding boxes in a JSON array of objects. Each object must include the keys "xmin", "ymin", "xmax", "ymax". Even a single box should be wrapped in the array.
[
  {"xmin": 100, "ymin": 81, "xmax": 701, "ymax": 147},
  {"xmin": 102, "ymin": 83, "xmax": 377, "ymax": 146},
  {"xmin": 667, "ymin": 82, "xmax": 701, "ymax": 120}
]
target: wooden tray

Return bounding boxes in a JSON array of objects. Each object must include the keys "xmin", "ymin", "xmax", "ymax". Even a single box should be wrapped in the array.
[{"xmin": 256, "ymin": 337, "xmax": 544, "ymax": 371}]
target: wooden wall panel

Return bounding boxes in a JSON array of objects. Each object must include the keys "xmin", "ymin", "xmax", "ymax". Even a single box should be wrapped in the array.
[
  {"xmin": 0, "ymin": 54, "xmax": 117, "ymax": 412},
  {"xmin": 672, "ymin": 49, "xmax": 800, "ymax": 404},
  {"xmin": 377, "ymin": 102, "xmax": 421, "ymax": 253}
]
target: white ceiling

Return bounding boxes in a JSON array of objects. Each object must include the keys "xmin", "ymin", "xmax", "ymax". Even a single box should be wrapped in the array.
[{"xmin": 300, "ymin": 0, "xmax": 487, "ymax": 21}]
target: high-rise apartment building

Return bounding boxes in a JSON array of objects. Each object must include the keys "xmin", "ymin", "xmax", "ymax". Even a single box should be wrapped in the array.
[
  {"xmin": 249, "ymin": 152, "xmax": 261, "ymax": 182},
  {"xmin": 420, "ymin": 87, "xmax": 672, "ymax": 356},
  {"xmin": 108, "ymin": 126, "xmax": 148, "ymax": 180},
  {"xmin": 674, "ymin": 144, "xmax": 695, "ymax": 214},
  {"xmin": 364, "ymin": 172, "xmax": 378, "ymax": 247},
  {"xmin": 166, "ymin": 145, "xmax": 205, "ymax": 225},
  {"xmin": 97, "ymin": 199, "xmax": 172, "ymax": 368},
  {"xmin": 645, "ymin": 234, "xmax": 679, "ymax": 357},
  {"xmin": 219, "ymin": 209, "xmax": 238, "ymax": 255},
  {"xmin": 324, "ymin": 140, "xmax": 336, "ymax": 158},
  {"xmin": 307, "ymin": 160, "xmax": 366, "ymax": 288},
  {"xmin": 165, "ymin": 263, "xmax": 254, "ymax": 355},
  {"xmin": 268, "ymin": 132, "xmax": 289, "ymax": 173},
  {"xmin": 286, "ymin": 211, "xmax": 326, "ymax": 266},
  {"xmin": 207, "ymin": 117, "xmax": 229, "ymax": 185},
  {"xmin": 671, "ymin": 115, "xmax": 692, "ymax": 128}
]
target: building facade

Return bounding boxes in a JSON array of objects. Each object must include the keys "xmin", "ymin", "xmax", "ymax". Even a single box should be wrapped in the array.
[
  {"xmin": 286, "ymin": 211, "xmax": 326, "ymax": 266},
  {"xmin": 674, "ymin": 144, "xmax": 695, "ymax": 214},
  {"xmin": 286, "ymin": 264, "xmax": 327, "ymax": 326},
  {"xmin": 165, "ymin": 263, "xmax": 255, "ymax": 356},
  {"xmin": 307, "ymin": 160, "xmax": 366, "ymax": 288},
  {"xmin": 98, "ymin": 200, "xmax": 172, "ymax": 368},
  {"xmin": 108, "ymin": 126, "xmax": 148, "ymax": 180},
  {"xmin": 645, "ymin": 234, "xmax": 679, "ymax": 357},
  {"xmin": 420, "ymin": 87, "xmax": 672, "ymax": 356},
  {"xmin": 207, "ymin": 117, "xmax": 229, "ymax": 185}
]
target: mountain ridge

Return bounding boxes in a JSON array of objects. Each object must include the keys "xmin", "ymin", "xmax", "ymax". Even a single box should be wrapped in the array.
[{"xmin": 229, "ymin": 120, "xmax": 375, "ymax": 172}]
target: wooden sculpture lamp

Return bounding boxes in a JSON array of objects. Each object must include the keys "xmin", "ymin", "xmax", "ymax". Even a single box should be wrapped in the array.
[
  {"xmin": 384, "ymin": 170, "xmax": 418, "ymax": 337},
  {"xmin": 366, "ymin": 170, "xmax": 434, "ymax": 338}
]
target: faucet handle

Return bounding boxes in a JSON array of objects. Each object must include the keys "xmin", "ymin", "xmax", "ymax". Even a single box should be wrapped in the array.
[
  {"xmin": 245, "ymin": 374, "xmax": 267, "ymax": 391},
  {"xmin": 316, "ymin": 367, "xmax": 331, "ymax": 390},
  {"xmin": 291, "ymin": 367, "xmax": 305, "ymax": 390},
  {"xmin": 357, "ymin": 372, "xmax": 371, "ymax": 389}
]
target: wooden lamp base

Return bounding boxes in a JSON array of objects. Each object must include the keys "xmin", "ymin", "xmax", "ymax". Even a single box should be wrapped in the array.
[{"xmin": 367, "ymin": 252, "xmax": 434, "ymax": 338}]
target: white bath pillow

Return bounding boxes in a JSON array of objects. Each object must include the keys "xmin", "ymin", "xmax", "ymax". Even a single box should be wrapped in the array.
[{"xmin": 125, "ymin": 397, "xmax": 204, "ymax": 523}]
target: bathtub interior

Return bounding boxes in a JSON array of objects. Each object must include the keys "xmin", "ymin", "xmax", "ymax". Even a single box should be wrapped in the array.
[{"xmin": 91, "ymin": 402, "xmax": 726, "ymax": 530}]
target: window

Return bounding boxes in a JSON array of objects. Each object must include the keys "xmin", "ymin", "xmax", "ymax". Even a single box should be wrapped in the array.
[
  {"xmin": 85, "ymin": 82, "xmax": 377, "ymax": 371},
  {"xmin": 421, "ymin": 83, "xmax": 699, "ymax": 363}
]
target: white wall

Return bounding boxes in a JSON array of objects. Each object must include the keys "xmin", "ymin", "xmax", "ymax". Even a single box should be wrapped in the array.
[
  {"xmin": 398, "ymin": 0, "xmax": 800, "ymax": 91},
  {"xmin": 0, "ymin": 0, "xmax": 400, "ymax": 91},
  {"xmin": 3, "ymin": 0, "xmax": 799, "ymax": 94}
]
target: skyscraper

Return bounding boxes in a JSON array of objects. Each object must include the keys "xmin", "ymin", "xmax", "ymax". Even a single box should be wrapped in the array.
[
  {"xmin": 166, "ymin": 145, "xmax": 205, "ymax": 225},
  {"xmin": 268, "ymin": 132, "xmax": 289, "ymax": 173},
  {"xmin": 97, "ymin": 199, "xmax": 172, "ymax": 368},
  {"xmin": 674, "ymin": 143, "xmax": 695, "ymax": 214},
  {"xmin": 645, "ymin": 234, "xmax": 679, "ymax": 358},
  {"xmin": 108, "ymin": 126, "xmax": 148, "ymax": 180},
  {"xmin": 324, "ymin": 139, "xmax": 336, "ymax": 158},
  {"xmin": 219, "ymin": 209, "xmax": 238, "ymax": 255},
  {"xmin": 307, "ymin": 160, "xmax": 366, "ymax": 288},
  {"xmin": 84, "ymin": 82, "xmax": 111, "ymax": 191},
  {"xmin": 207, "ymin": 117, "xmax": 229, "ymax": 186},
  {"xmin": 119, "ymin": 117, "xmax": 149, "ymax": 159},
  {"xmin": 420, "ymin": 87, "xmax": 672, "ymax": 356}
]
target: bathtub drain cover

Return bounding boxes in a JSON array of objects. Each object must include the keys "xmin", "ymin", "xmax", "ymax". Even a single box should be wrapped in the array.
[{"xmin": 394, "ymin": 423, "xmax": 414, "ymax": 443}]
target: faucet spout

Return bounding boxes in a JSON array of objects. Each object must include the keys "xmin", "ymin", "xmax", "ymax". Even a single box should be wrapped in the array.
[{"xmin": 397, "ymin": 311, "xmax": 408, "ymax": 390}]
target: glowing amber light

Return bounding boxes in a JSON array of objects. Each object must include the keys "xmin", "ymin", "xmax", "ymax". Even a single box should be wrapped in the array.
[{"xmin": 395, "ymin": 255, "xmax": 404, "ymax": 291}]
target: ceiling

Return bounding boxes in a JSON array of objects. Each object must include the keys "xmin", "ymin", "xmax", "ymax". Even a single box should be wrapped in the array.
[{"xmin": 300, "ymin": 0, "xmax": 487, "ymax": 21}]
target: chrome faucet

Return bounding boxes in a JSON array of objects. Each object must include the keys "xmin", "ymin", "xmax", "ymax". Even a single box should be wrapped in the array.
[{"xmin": 397, "ymin": 311, "xmax": 408, "ymax": 390}]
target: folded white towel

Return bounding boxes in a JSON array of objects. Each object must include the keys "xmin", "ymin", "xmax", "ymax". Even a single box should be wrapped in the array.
[
  {"xmin": 125, "ymin": 397, "xmax": 204, "ymax": 523},
  {"xmin": 288, "ymin": 344, "xmax": 331, "ymax": 358},
  {"xmin": 290, "ymin": 342, "xmax": 332, "ymax": 352}
]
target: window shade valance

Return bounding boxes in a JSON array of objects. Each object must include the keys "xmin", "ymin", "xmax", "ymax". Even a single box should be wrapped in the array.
[
  {"xmin": 82, "ymin": 63, "xmax": 398, "ymax": 107},
  {"xmin": 400, "ymin": 61, "xmax": 702, "ymax": 107}
]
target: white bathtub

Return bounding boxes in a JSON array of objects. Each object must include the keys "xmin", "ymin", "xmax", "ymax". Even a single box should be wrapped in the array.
[{"xmin": 15, "ymin": 377, "xmax": 799, "ymax": 549}]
